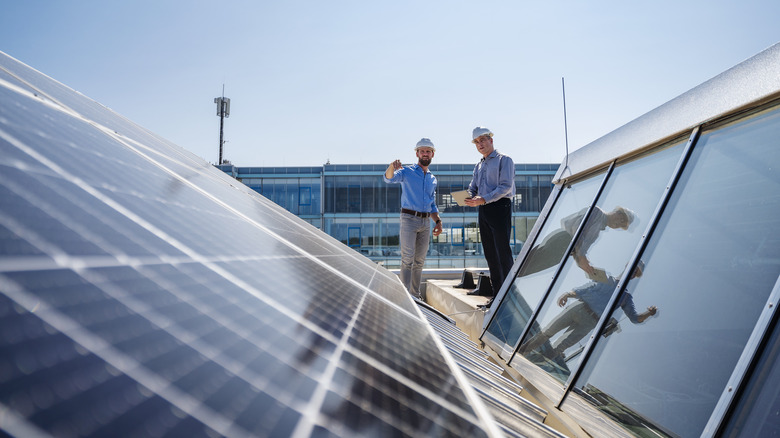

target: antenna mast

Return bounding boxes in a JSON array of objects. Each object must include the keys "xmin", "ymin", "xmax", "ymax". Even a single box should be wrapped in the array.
[
  {"xmin": 561, "ymin": 77, "xmax": 570, "ymax": 170},
  {"xmin": 214, "ymin": 85, "xmax": 230, "ymax": 165}
]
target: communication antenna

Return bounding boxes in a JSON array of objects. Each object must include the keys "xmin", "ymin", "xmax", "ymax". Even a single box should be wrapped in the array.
[
  {"xmin": 561, "ymin": 77, "xmax": 570, "ymax": 172},
  {"xmin": 214, "ymin": 84, "xmax": 231, "ymax": 165}
]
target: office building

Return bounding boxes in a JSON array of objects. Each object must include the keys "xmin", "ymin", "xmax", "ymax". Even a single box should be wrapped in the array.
[{"xmin": 217, "ymin": 163, "xmax": 558, "ymax": 269}]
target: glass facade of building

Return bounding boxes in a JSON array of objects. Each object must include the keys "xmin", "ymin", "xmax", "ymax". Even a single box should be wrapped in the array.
[{"xmin": 218, "ymin": 163, "xmax": 557, "ymax": 269}]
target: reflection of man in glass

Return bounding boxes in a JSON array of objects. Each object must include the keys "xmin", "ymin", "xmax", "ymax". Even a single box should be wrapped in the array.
[
  {"xmin": 520, "ymin": 261, "xmax": 657, "ymax": 361},
  {"xmin": 522, "ymin": 206, "xmax": 636, "ymax": 281}
]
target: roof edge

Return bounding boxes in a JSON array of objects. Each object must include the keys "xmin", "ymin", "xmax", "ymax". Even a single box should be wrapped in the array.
[{"xmin": 554, "ymin": 42, "xmax": 780, "ymax": 183}]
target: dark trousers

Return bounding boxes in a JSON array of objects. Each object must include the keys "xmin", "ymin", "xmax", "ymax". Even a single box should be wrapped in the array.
[{"xmin": 478, "ymin": 198, "xmax": 514, "ymax": 296}]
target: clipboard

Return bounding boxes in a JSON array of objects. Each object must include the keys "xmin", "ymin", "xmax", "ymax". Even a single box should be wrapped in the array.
[{"xmin": 450, "ymin": 190, "xmax": 471, "ymax": 206}]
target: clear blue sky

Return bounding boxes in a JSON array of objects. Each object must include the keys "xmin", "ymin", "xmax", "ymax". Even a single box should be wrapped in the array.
[{"xmin": 2, "ymin": 1, "xmax": 778, "ymax": 167}]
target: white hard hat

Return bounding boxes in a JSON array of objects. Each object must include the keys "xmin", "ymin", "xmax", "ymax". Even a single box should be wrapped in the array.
[
  {"xmin": 415, "ymin": 138, "xmax": 435, "ymax": 151},
  {"xmin": 472, "ymin": 126, "xmax": 493, "ymax": 143}
]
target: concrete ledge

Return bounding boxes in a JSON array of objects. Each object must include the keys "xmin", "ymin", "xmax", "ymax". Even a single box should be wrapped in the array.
[{"xmin": 426, "ymin": 279, "xmax": 492, "ymax": 343}]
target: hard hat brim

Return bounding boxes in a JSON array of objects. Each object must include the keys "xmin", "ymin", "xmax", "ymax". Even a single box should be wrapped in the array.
[{"xmin": 471, "ymin": 132, "xmax": 493, "ymax": 143}]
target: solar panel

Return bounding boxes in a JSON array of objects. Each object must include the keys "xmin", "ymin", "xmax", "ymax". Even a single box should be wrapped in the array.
[{"xmin": 0, "ymin": 51, "xmax": 564, "ymax": 437}]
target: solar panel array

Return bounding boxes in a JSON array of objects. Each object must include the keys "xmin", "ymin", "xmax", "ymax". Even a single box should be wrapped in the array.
[{"xmin": 0, "ymin": 52, "xmax": 567, "ymax": 437}]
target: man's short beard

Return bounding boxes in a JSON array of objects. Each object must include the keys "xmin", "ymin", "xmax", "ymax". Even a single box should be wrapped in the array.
[{"xmin": 418, "ymin": 158, "xmax": 431, "ymax": 167}]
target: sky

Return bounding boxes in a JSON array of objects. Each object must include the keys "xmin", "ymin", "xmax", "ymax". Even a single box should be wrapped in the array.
[{"xmin": 1, "ymin": 1, "xmax": 778, "ymax": 168}]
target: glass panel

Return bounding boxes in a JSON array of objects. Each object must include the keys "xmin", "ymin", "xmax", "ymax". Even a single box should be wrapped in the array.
[
  {"xmin": 516, "ymin": 143, "xmax": 684, "ymax": 383},
  {"xmin": 381, "ymin": 217, "xmax": 400, "ymax": 251},
  {"xmin": 721, "ymin": 308, "xmax": 780, "ymax": 438},
  {"xmin": 437, "ymin": 175, "xmax": 467, "ymax": 214},
  {"xmin": 437, "ymin": 176, "xmax": 455, "ymax": 212},
  {"xmin": 512, "ymin": 217, "xmax": 531, "ymax": 256},
  {"xmin": 386, "ymin": 183, "xmax": 401, "ymax": 214},
  {"xmin": 325, "ymin": 218, "xmax": 362, "ymax": 248},
  {"xmin": 433, "ymin": 216, "xmax": 461, "ymax": 258},
  {"xmin": 452, "ymin": 226, "xmax": 465, "ymax": 246},
  {"xmin": 569, "ymin": 105, "xmax": 780, "ymax": 438},
  {"xmin": 484, "ymin": 175, "xmax": 603, "ymax": 356},
  {"xmin": 375, "ymin": 173, "xmax": 388, "ymax": 213},
  {"xmin": 333, "ymin": 176, "xmax": 354, "ymax": 213},
  {"xmin": 299, "ymin": 186, "xmax": 311, "ymax": 205},
  {"xmin": 382, "ymin": 216, "xmax": 402, "ymax": 269},
  {"xmin": 465, "ymin": 220, "xmax": 480, "ymax": 257},
  {"xmin": 361, "ymin": 175, "xmax": 378, "ymax": 213},
  {"xmin": 348, "ymin": 226, "xmax": 361, "ymax": 248},
  {"xmin": 430, "ymin": 216, "xmax": 449, "ymax": 258},
  {"xmin": 286, "ymin": 178, "xmax": 298, "ymax": 214},
  {"xmin": 299, "ymin": 177, "xmax": 321, "ymax": 215},
  {"xmin": 348, "ymin": 184, "xmax": 360, "ymax": 213},
  {"xmin": 515, "ymin": 175, "xmax": 538, "ymax": 212},
  {"xmin": 360, "ymin": 219, "xmax": 377, "ymax": 255},
  {"xmin": 267, "ymin": 179, "xmax": 297, "ymax": 214},
  {"xmin": 324, "ymin": 176, "xmax": 335, "ymax": 213}
]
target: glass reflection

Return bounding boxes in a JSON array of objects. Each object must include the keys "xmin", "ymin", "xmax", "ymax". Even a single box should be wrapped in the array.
[
  {"xmin": 484, "ymin": 176, "xmax": 603, "ymax": 353},
  {"xmin": 518, "ymin": 262, "xmax": 659, "ymax": 381},
  {"xmin": 516, "ymin": 143, "xmax": 683, "ymax": 381},
  {"xmin": 522, "ymin": 205, "xmax": 637, "ymax": 282},
  {"xmin": 569, "ymin": 105, "xmax": 780, "ymax": 438}
]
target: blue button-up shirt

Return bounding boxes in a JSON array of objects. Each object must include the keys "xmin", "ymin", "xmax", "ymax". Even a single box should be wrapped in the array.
[
  {"xmin": 576, "ymin": 276, "xmax": 641, "ymax": 323},
  {"xmin": 468, "ymin": 150, "xmax": 516, "ymax": 203},
  {"xmin": 383, "ymin": 164, "xmax": 439, "ymax": 213}
]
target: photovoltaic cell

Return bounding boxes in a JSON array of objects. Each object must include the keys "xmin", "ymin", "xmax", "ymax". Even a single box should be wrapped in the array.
[{"xmin": 0, "ymin": 50, "xmax": 551, "ymax": 437}]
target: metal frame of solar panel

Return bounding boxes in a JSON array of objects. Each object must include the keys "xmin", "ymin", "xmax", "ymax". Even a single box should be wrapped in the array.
[{"xmin": 0, "ymin": 51, "xmax": 564, "ymax": 437}]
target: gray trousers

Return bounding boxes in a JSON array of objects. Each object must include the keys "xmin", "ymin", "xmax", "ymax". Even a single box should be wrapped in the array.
[{"xmin": 399, "ymin": 214, "xmax": 431, "ymax": 298}]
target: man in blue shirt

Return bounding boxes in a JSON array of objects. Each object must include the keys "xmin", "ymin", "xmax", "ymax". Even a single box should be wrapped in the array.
[
  {"xmin": 465, "ymin": 127, "xmax": 516, "ymax": 307},
  {"xmin": 384, "ymin": 138, "xmax": 443, "ymax": 299}
]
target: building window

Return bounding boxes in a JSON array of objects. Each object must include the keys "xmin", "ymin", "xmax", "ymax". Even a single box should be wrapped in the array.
[
  {"xmin": 452, "ymin": 226, "xmax": 464, "ymax": 246},
  {"xmin": 348, "ymin": 184, "xmax": 360, "ymax": 213},
  {"xmin": 299, "ymin": 186, "xmax": 311, "ymax": 206},
  {"xmin": 514, "ymin": 175, "xmax": 537, "ymax": 212},
  {"xmin": 348, "ymin": 226, "xmax": 361, "ymax": 248}
]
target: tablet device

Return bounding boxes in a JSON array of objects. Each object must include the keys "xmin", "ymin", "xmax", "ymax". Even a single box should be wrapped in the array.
[{"xmin": 450, "ymin": 190, "xmax": 471, "ymax": 206}]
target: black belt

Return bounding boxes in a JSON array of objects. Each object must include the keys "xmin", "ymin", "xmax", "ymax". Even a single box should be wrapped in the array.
[{"xmin": 401, "ymin": 208, "xmax": 430, "ymax": 218}]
